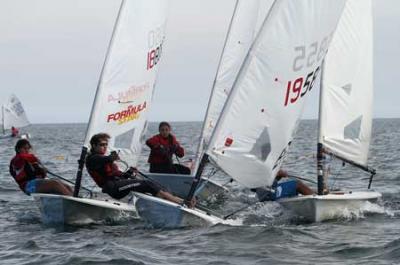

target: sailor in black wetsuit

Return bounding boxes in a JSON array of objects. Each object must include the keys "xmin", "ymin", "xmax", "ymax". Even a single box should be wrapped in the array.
[{"xmin": 85, "ymin": 133, "xmax": 194, "ymax": 206}]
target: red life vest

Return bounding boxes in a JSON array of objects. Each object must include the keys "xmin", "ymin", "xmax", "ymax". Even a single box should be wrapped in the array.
[
  {"xmin": 145, "ymin": 134, "xmax": 184, "ymax": 165},
  {"xmin": 9, "ymin": 153, "xmax": 46, "ymax": 192}
]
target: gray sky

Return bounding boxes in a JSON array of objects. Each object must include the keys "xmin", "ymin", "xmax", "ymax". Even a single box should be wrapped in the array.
[{"xmin": 0, "ymin": 0, "xmax": 399, "ymax": 123}]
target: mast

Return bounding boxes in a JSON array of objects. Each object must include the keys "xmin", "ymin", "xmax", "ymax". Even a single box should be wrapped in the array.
[
  {"xmin": 1, "ymin": 105, "xmax": 5, "ymax": 135},
  {"xmin": 185, "ymin": 154, "xmax": 209, "ymax": 203},
  {"xmin": 317, "ymin": 60, "xmax": 326, "ymax": 195},
  {"xmin": 73, "ymin": 0, "xmax": 126, "ymax": 197}
]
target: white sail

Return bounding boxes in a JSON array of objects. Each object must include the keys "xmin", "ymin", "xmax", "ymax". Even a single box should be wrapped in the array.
[
  {"xmin": 201, "ymin": 0, "xmax": 262, "ymax": 146},
  {"xmin": 84, "ymin": 0, "xmax": 168, "ymax": 166},
  {"xmin": 319, "ymin": 0, "xmax": 373, "ymax": 167},
  {"xmin": 2, "ymin": 94, "xmax": 30, "ymax": 131},
  {"xmin": 193, "ymin": 0, "xmax": 265, "ymax": 172},
  {"xmin": 207, "ymin": 0, "xmax": 346, "ymax": 188}
]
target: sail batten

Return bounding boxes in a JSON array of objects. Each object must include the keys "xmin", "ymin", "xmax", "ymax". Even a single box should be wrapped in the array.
[
  {"xmin": 319, "ymin": 0, "xmax": 373, "ymax": 167},
  {"xmin": 206, "ymin": 0, "xmax": 347, "ymax": 188},
  {"xmin": 83, "ymin": 0, "xmax": 168, "ymax": 166}
]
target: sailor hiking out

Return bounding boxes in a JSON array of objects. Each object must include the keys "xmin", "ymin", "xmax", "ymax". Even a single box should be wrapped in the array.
[{"xmin": 86, "ymin": 133, "xmax": 195, "ymax": 207}]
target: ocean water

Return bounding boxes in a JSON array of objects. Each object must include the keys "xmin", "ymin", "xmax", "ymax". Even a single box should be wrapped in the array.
[{"xmin": 0, "ymin": 120, "xmax": 398, "ymax": 265}]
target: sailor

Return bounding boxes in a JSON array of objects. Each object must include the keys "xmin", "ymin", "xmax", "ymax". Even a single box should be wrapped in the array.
[
  {"xmin": 145, "ymin": 121, "xmax": 191, "ymax": 174},
  {"xmin": 11, "ymin": 126, "xmax": 19, "ymax": 137},
  {"xmin": 253, "ymin": 169, "xmax": 314, "ymax": 202},
  {"xmin": 86, "ymin": 133, "xmax": 195, "ymax": 207},
  {"xmin": 9, "ymin": 139, "xmax": 73, "ymax": 196}
]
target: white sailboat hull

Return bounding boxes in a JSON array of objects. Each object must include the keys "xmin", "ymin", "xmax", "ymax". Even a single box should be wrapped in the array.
[
  {"xmin": 134, "ymin": 192, "xmax": 223, "ymax": 228},
  {"xmin": 32, "ymin": 193, "xmax": 138, "ymax": 225},
  {"xmin": 0, "ymin": 133, "xmax": 29, "ymax": 140},
  {"xmin": 145, "ymin": 173, "xmax": 227, "ymax": 201},
  {"xmin": 277, "ymin": 191, "xmax": 382, "ymax": 222}
]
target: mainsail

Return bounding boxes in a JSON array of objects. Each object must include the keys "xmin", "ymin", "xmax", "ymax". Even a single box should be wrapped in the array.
[
  {"xmin": 318, "ymin": 0, "xmax": 373, "ymax": 167},
  {"xmin": 206, "ymin": 0, "xmax": 347, "ymax": 188},
  {"xmin": 84, "ymin": 0, "xmax": 168, "ymax": 166},
  {"xmin": 194, "ymin": 0, "xmax": 264, "ymax": 172},
  {"xmin": 2, "ymin": 94, "xmax": 30, "ymax": 133},
  {"xmin": 201, "ymin": 0, "xmax": 262, "ymax": 146}
]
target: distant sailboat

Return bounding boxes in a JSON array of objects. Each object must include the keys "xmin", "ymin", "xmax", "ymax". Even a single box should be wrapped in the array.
[
  {"xmin": 33, "ymin": 0, "xmax": 169, "ymax": 225},
  {"xmin": 135, "ymin": 0, "xmax": 351, "ymax": 228},
  {"xmin": 1, "ymin": 94, "xmax": 30, "ymax": 139}
]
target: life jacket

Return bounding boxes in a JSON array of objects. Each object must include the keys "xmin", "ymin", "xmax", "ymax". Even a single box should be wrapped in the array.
[
  {"xmin": 145, "ymin": 134, "xmax": 184, "ymax": 165},
  {"xmin": 85, "ymin": 153, "xmax": 122, "ymax": 188},
  {"xmin": 9, "ymin": 153, "xmax": 46, "ymax": 192}
]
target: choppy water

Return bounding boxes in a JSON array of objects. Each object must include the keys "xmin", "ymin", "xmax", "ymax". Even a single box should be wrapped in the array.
[{"xmin": 0, "ymin": 120, "xmax": 399, "ymax": 265}]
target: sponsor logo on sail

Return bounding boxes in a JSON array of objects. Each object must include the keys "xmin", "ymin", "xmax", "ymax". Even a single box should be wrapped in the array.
[
  {"xmin": 107, "ymin": 101, "xmax": 147, "ymax": 125},
  {"xmin": 107, "ymin": 83, "xmax": 149, "ymax": 103}
]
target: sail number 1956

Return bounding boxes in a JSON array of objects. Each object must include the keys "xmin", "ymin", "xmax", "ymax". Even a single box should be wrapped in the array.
[
  {"xmin": 284, "ymin": 66, "xmax": 320, "ymax": 107},
  {"xmin": 284, "ymin": 33, "xmax": 333, "ymax": 107}
]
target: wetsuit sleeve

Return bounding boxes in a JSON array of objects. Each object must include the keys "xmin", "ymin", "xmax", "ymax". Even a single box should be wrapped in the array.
[{"xmin": 86, "ymin": 154, "xmax": 114, "ymax": 172}]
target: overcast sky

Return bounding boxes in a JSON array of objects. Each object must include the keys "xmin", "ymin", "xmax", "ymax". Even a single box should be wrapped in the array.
[{"xmin": 0, "ymin": 0, "xmax": 399, "ymax": 123}]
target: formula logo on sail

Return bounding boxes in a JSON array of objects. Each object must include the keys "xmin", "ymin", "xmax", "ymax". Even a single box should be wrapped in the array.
[{"xmin": 107, "ymin": 101, "xmax": 147, "ymax": 125}]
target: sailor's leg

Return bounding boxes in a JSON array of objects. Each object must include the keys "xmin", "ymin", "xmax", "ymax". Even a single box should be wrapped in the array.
[
  {"xmin": 35, "ymin": 179, "xmax": 73, "ymax": 196},
  {"xmin": 296, "ymin": 180, "xmax": 314, "ymax": 195}
]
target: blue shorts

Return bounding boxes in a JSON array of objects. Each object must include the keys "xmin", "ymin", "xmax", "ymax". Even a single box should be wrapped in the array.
[
  {"xmin": 25, "ymin": 179, "xmax": 45, "ymax": 195},
  {"xmin": 274, "ymin": 179, "xmax": 297, "ymax": 200}
]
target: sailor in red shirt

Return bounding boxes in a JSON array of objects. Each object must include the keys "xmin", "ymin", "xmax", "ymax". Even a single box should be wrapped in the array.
[
  {"xmin": 9, "ymin": 139, "xmax": 73, "ymax": 196},
  {"xmin": 145, "ymin": 122, "xmax": 191, "ymax": 174}
]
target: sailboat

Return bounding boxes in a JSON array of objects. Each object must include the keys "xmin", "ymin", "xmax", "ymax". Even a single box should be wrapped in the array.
[
  {"xmin": 135, "ymin": 0, "xmax": 352, "ymax": 228},
  {"xmin": 134, "ymin": 0, "xmax": 268, "ymax": 228},
  {"xmin": 33, "ymin": 0, "xmax": 169, "ymax": 225},
  {"xmin": 1, "ymin": 94, "xmax": 30, "ymax": 139},
  {"xmin": 277, "ymin": 0, "xmax": 381, "ymax": 222}
]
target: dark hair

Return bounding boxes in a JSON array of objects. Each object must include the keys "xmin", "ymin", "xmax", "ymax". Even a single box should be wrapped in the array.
[
  {"xmin": 158, "ymin": 121, "xmax": 171, "ymax": 130},
  {"xmin": 89, "ymin": 133, "xmax": 110, "ymax": 148},
  {"xmin": 15, "ymin": 139, "xmax": 31, "ymax": 153}
]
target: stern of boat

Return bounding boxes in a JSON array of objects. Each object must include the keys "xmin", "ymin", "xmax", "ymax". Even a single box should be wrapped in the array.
[
  {"xmin": 33, "ymin": 193, "xmax": 137, "ymax": 225},
  {"xmin": 278, "ymin": 191, "xmax": 382, "ymax": 222}
]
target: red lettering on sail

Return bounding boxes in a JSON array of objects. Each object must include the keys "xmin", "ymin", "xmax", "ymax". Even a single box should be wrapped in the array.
[{"xmin": 106, "ymin": 101, "xmax": 147, "ymax": 125}]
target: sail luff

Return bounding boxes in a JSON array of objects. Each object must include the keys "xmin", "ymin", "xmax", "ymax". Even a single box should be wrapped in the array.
[{"xmin": 83, "ymin": 0, "xmax": 126, "ymax": 147}]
